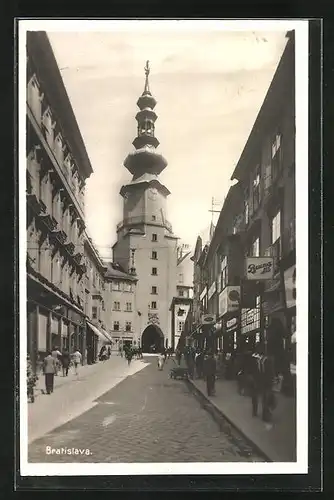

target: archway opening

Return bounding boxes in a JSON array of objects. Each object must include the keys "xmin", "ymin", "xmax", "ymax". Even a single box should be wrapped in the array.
[{"xmin": 141, "ymin": 325, "xmax": 164, "ymax": 353}]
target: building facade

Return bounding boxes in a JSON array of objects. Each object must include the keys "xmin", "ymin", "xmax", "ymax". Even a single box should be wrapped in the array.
[
  {"xmin": 26, "ymin": 31, "xmax": 93, "ymax": 370},
  {"xmin": 83, "ymin": 235, "xmax": 113, "ymax": 363},
  {"xmin": 189, "ymin": 31, "xmax": 296, "ymax": 390},
  {"xmin": 104, "ymin": 264, "xmax": 138, "ymax": 349},
  {"xmin": 26, "ymin": 31, "xmax": 113, "ymax": 369},
  {"xmin": 112, "ymin": 62, "xmax": 178, "ymax": 352}
]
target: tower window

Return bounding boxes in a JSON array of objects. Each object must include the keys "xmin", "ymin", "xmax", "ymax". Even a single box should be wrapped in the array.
[
  {"xmin": 113, "ymin": 301, "xmax": 120, "ymax": 311},
  {"xmin": 113, "ymin": 321, "xmax": 119, "ymax": 331},
  {"xmin": 152, "ymin": 215, "xmax": 156, "ymax": 221},
  {"xmin": 151, "ymin": 286, "xmax": 157, "ymax": 295},
  {"xmin": 125, "ymin": 302, "xmax": 132, "ymax": 312},
  {"xmin": 152, "ymin": 251, "xmax": 157, "ymax": 260},
  {"xmin": 152, "ymin": 267, "xmax": 157, "ymax": 275},
  {"xmin": 151, "ymin": 301, "xmax": 157, "ymax": 310},
  {"xmin": 152, "ymin": 233, "xmax": 157, "ymax": 242}
]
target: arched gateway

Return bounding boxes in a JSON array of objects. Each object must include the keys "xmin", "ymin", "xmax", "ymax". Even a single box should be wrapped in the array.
[{"xmin": 141, "ymin": 325, "xmax": 164, "ymax": 353}]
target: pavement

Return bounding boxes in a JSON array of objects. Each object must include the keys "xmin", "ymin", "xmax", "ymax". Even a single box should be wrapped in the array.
[
  {"xmin": 28, "ymin": 355, "xmax": 149, "ymax": 444},
  {"xmin": 28, "ymin": 356, "xmax": 264, "ymax": 463},
  {"xmin": 188, "ymin": 376, "xmax": 296, "ymax": 463}
]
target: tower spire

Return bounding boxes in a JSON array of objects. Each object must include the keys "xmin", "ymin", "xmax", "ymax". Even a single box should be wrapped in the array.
[
  {"xmin": 123, "ymin": 61, "xmax": 168, "ymax": 177},
  {"xmin": 144, "ymin": 60, "xmax": 150, "ymax": 94}
]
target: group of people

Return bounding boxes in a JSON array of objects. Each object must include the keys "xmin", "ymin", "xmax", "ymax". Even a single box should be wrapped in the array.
[
  {"xmin": 41, "ymin": 346, "xmax": 82, "ymax": 395},
  {"xmin": 98, "ymin": 345, "xmax": 112, "ymax": 361},
  {"xmin": 118, "ymin": 344, "xmax": 143, "ymax": 365},
  {"xmin": 176, "ymin": 342, "xmax": 277, "ymax": 424}
]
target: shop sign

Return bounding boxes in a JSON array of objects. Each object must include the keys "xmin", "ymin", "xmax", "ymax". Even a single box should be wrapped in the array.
[
  {"xmin": 201, "ymin": 314, "xmax": 216, "ymax": 325},
  {"xmin": 208, "ymin": 281, "xmax": 216, "ymax": 300},
  {"xmin": 199, "ymin": 286, "xmax": 207, "ymax": 301},
  {"xmin": 284, "ymin": 265, "xmax": 296, "ymax": 308},
  {"xmin": 226, "ymin": 316, "xmax": 238, "ymax": 333},
  {"xmin": 245, "ymin": 257, "xmax": 274, "ymax": 280},
  {"xmin": 219, "ymin": 286, "xmax": 240, "ymax": 317}
]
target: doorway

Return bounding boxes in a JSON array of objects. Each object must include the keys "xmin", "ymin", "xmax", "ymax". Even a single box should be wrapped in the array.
[{"xmin": 141, "ymin": 325, "xmax": 164, "ymax": 353}]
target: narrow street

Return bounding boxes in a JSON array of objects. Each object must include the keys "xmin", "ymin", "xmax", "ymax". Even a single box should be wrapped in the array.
[{"xmin": 28, "ymin": 356, "xmax": 264, "ymax": 463}]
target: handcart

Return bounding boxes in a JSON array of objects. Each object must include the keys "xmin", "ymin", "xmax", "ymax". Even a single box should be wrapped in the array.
[{"xmin": 169, "ymin": 358, "xmax": 189, "ymax": 380}]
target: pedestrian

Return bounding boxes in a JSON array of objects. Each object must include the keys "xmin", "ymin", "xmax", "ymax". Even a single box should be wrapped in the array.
[
  {"xmin": 157, "ymin": 353, "xmax": 165, "ymax": 371},
  {"xmin": 118, "ymin": 344, "xmax": 123, "ymax": 357},
  {"xmin": 125, "ymin": 348, "xmax": 133, "ymax": 366},
  {"xmin": 61, "ymin": 349, "xmax": 71, "ymax": 377},
  {"xmin": 195, "ymin": 350, "xmax": 205, "ymax": 379},
  {"xmin": 51, "ymin": 346, "xmax": 62, "ymax": 376},
  {"xmin": 203, "ymin": 351, "xmax": 217, "ymax": 397},
  {"xmin": 249, "ymin": 343, "xmax": 276, "ymax": 422},
  {"xmin": 72, "ymin": 348, "xmax": 82, "ymax": 376},
  {"xmin": 43, "ymin": 351, "xmax": 57, "ymax": 395}
]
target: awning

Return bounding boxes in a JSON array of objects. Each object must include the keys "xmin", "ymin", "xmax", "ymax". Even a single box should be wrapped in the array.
[
  {"xmin": 100, "ymin": 326, "xmax": 113, "ymax": 343},
  {"xmin": 87, "ymin": 321, "xmax": 110, "ymax": 344}
]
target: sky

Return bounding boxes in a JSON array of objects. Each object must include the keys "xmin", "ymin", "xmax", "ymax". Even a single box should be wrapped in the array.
[{"xmin": 47, "ymin": 23, "xmax": 288, "ymax": 260}]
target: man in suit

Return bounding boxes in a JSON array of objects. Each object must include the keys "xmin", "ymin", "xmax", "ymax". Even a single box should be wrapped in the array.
[
  {"xmin": 43, "ymin": 351, "xmax": 57, "ymax": 394},
  {"xmin": 203, "ymin": 351, "xmax": 217, "ymax": 396}
]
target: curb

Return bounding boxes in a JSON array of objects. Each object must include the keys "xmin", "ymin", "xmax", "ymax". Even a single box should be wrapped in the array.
[{"xmin": 186, "ymin": 378, "xmax": 272, "ymax": 462}]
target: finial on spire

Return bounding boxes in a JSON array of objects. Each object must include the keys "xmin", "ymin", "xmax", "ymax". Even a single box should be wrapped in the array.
[{"xmin": 144, "ymin": 60, "xmax": 150, "ymax": 94}]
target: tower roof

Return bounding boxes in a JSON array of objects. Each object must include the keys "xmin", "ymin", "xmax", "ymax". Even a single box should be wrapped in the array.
[{"xmin": 123, "ymin": 61, "xmax": 167, "ymax": 177}]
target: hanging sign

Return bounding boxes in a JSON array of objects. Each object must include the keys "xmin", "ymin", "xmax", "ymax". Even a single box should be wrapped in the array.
[
  {"xmin": 200, "ymin": 286, "xmax": 207, "ymax": 301},
  {"xmin": 218, "ymin": 286, "xmax": 240, "ymax": 317},
  {"xmin": 245, "ymin": 257, "xmax": 274, "ymax": 280},
  {"xmin": 208, "ymin": 281, "xmax": 216, "ymax": 300}
]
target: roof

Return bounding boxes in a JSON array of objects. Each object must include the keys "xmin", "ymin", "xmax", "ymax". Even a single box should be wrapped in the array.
[
  {"xmin": 105, "ymin": 263, "xmax": 137, "ymax": 282},
  {"xmin": 27, "ymin": 31, "xmax": 93, "ymax": 179}
]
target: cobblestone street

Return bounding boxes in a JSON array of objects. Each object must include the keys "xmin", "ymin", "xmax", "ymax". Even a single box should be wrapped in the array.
[{"xmin": 28, "ymin": 357, "xmax": 264, "ymax": 463}]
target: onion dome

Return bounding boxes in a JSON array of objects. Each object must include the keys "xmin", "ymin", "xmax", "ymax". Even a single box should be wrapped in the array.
[{"xmin": 124, "ymin": 60, "xmax": 167, "ymax": 176}]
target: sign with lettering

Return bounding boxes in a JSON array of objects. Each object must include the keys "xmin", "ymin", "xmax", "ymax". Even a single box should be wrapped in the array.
[
  {"xmin": 218, "ymin": 286, "xmax": 240, "ymax": 317},
  {"xmin": 208, "ymin": 281, "xmax": 216, "ymax": 300},
  {"xmin": 225, "ymin": 316, "xmax": 238, "ymax": 333},
  {"xmin": 245, "ymin": 257, "xmax": 274, "ymax": 280},
  {"xmin": 201, "ymin": 314, "xmax": 216, "ymax": 325}
]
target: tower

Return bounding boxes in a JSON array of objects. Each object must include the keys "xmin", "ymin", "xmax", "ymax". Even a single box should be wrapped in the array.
[{"xmin": 112, "ymin": 61, "xmax": 178, "ymax": 351}]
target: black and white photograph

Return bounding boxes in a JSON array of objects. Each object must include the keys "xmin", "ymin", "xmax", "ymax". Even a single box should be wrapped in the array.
[{"xmin": 19, "ymin": 19, "xmax": 308, "ymax": 476}]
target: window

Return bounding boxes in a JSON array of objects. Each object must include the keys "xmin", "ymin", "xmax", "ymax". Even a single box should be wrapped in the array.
[
  {"xmin": 92, "ymin": 306, "xmax": 97, "ymax": 319},
  {"xmin": 126, "ymin": 302, "xmax": 132, "ymax": 312},
  {"xmin": 220, "ymin": 256, "xmax": 228, "ymax": 291},
  {"xmin": 152, "ymin": 250, "xmax": 157, "ymax": 260},
  {"xmin": 151, "ymin": 301, "xmax": 157, "ymax": 309},
  {"xmin": 271, "ymin": 210, "xmax": 281, "ymax": 243},
  {"xmin": 178, "ymin": 273, "xmax": 184, "ymax": 284},
  {"xmin": 113, "ymin": 301, "xmax": 120, "ymax": 311},
  {"xmin": 113, "ymin": 321, "xmax": 119, "ymax": 331},
  {"xmin": 112, "ymin": 281, "xmax": 122, "ymax": 291},
  {"xmin": 124, "ymin": 282, "xmax": 132, "ymax": 292},
  {"xmin": 151, "ymin": 286, "xmax": 157, "ymax": 295},
  {"xmin": 178, "ymin": 289, "xmax": 185, "ymax": 297},
  {"xmin": 152, "ymin": 267, "xmax": 157, "ymax": 275},
  {"xmin": 125, "ymin": 321, "xmax": 132, "ymax": 332},
  {"xmin": 271, "ymin": 133, "xmax": 282, "ymax": 180},
  {"xmin": 252, "ymin": 165, "xmax": 261, "ymax": 211},
  {"xmin": 178, "ymin": 321, "xmax": 185, "ymax": 332},
  {"xmin": 251, "ymin": 237, "xmax": 260, "ymax": 257},
  {"xmin": 152, "ymin": 233, "xmax": 157, "ymax": 242},
  {"xmin": 102, "ymin": 300, "xmax": 105, "ymax": 311},
  {"xmin": 244, "ymin": 200, "xmax": 249, "ymax": 225},
  {"xmin": 152, "ymin": 215, "xmax": 156, "ymax": 221}
]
